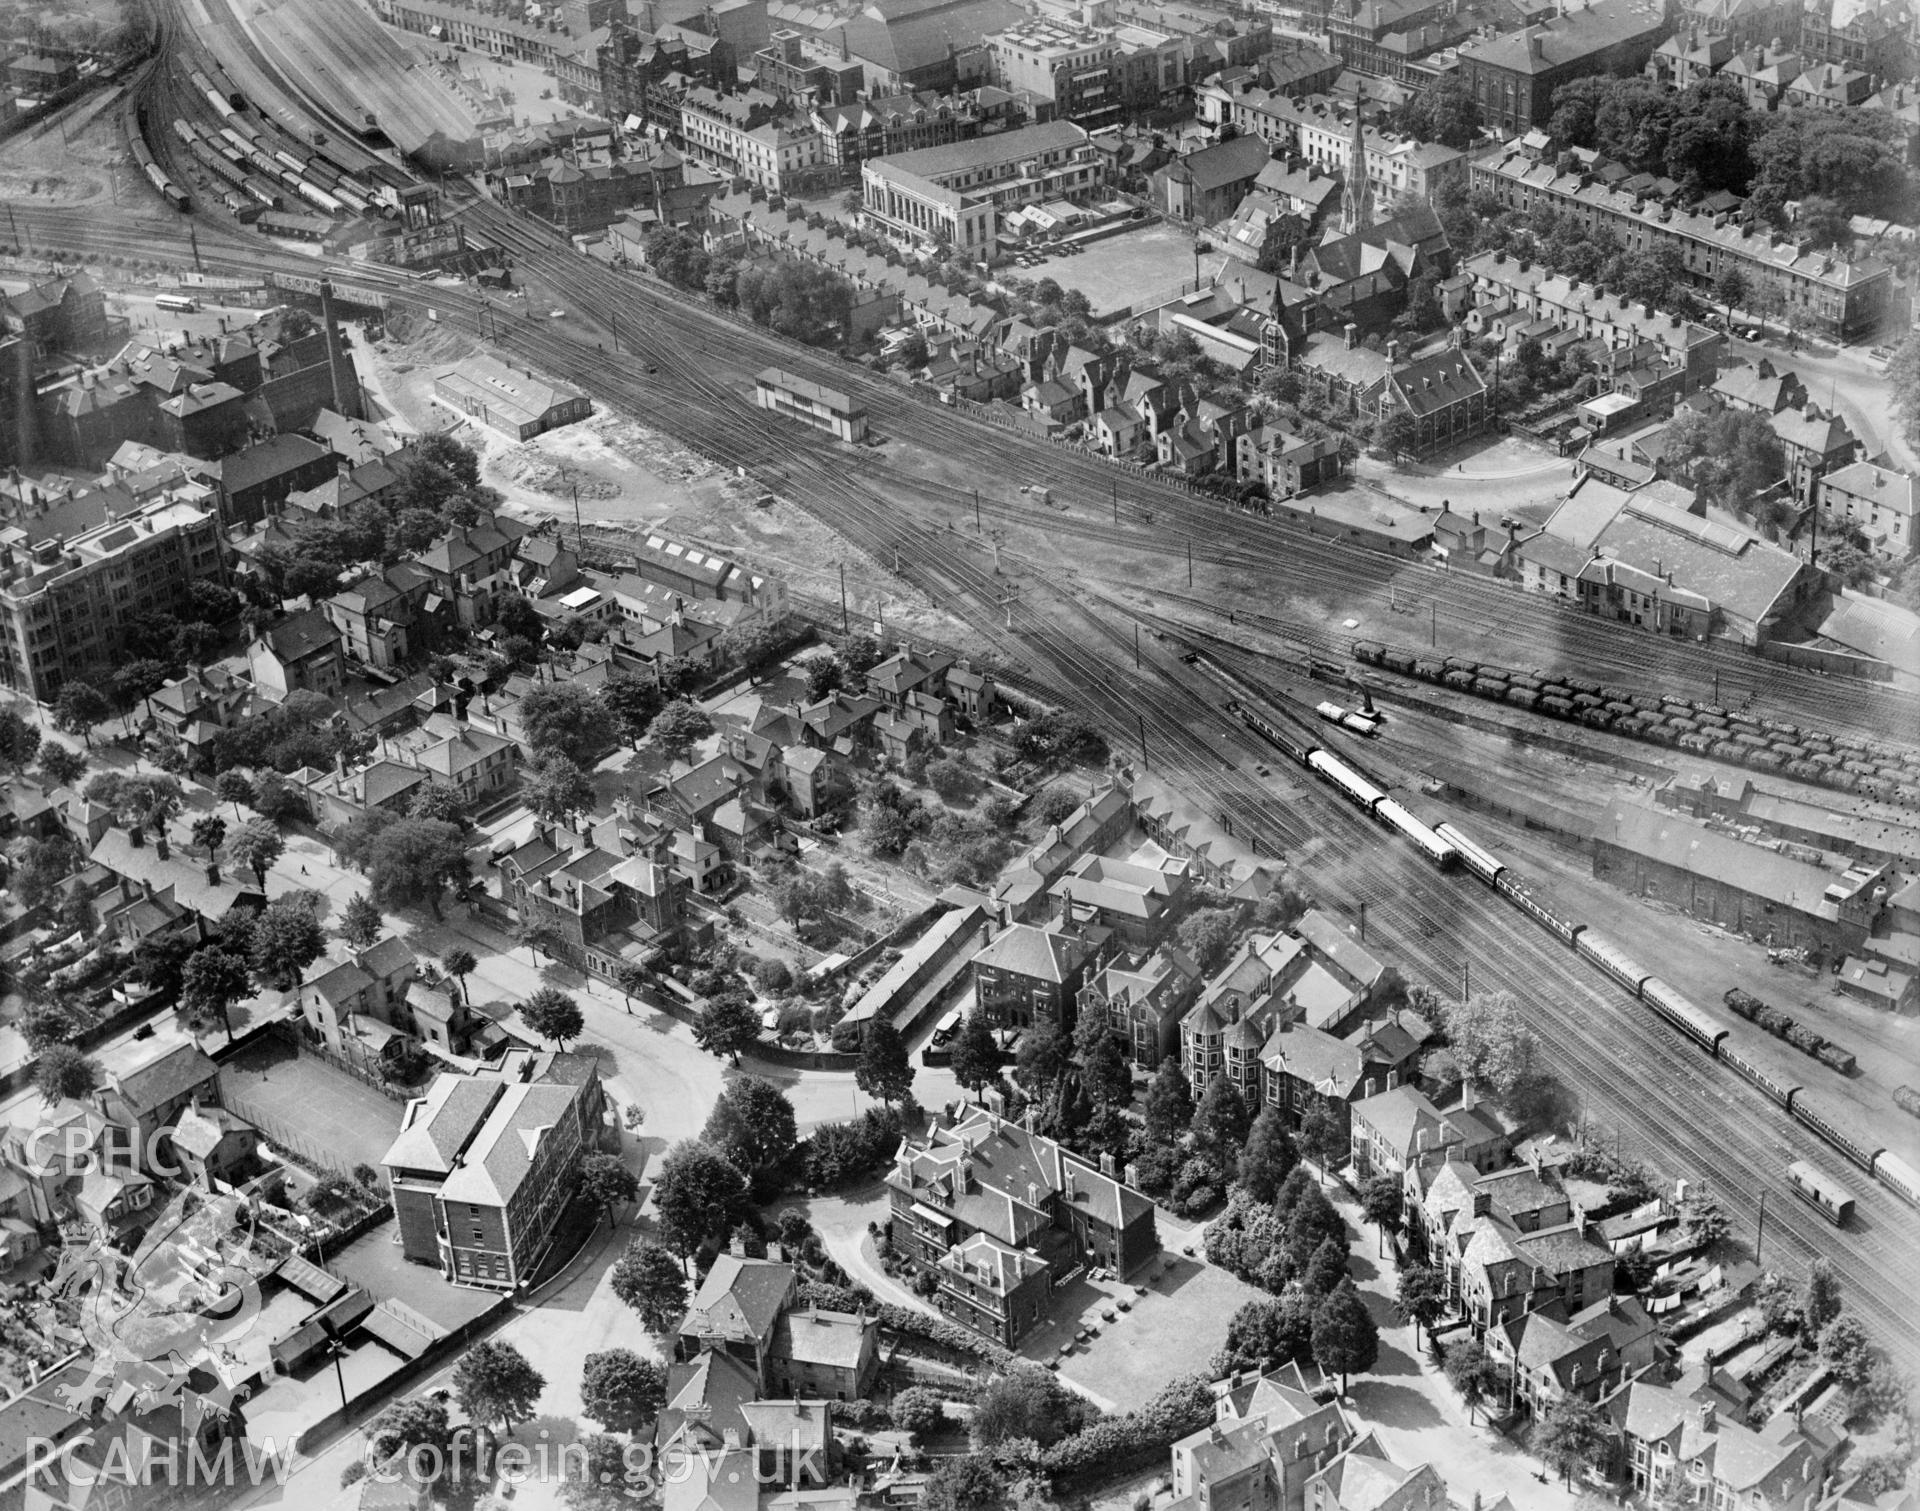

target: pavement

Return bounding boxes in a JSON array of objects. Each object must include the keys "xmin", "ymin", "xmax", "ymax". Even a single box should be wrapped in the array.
[{"xmin": 1323, "ymin": 1181, "xmax": 1585, "ymax": 1511}]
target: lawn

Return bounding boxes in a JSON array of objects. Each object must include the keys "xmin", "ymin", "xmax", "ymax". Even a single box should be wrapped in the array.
[
  {"xmin": 216, "ymin": 1037, "xmax": 408, "ymax": 1176},
  {"xmin": 1034, "ymin": 225, "xmax": 1237, "ymax": 318},
  {"xmin": 1022, "ymin": 1253, "xmax": 1263, "ymax": 1411}
]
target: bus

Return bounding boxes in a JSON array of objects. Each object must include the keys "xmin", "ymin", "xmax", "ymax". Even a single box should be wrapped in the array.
[
  {"xmin": 1787, "ymin": 1159, "xmax": 1856, "ymax": 1227},
  {"xmin": 154, "ymin": 293, "xmax": 200, "ymax": 313}
]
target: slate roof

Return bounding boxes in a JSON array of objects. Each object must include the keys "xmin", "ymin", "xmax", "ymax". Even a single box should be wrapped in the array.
[
  {"xmin": 1459, "ymin": 0, "xmax": 1670, "ymax": 72},
  {"xmin": 259, "ymin": 608, "xmax": 342, "ymax": 665},
  {"xmin": 773, "ymin": 1305, "xmax": 875, "ymax": 1370},
  {"xmin": 108, "ymin": 1044, "xmax": 219, "ymax": 1117},
  {"xmin": 382, "ymin": 1074, "xmax": 507, "ymax": 1175},
  {"xmin": 684, "ymin": 1255, "xmax": 796, "ymax": 1344},
  {"xmin": 437, "ymin": 1081, "xmax": 585, "ymax": 1207},
  {"xmin": 971, "ymin": 922, "xmax": 1089, "ymax": 984}
]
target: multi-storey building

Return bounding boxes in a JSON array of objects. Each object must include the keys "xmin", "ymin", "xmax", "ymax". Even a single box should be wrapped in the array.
[
  {"xmin": 861, "ymin": 121, "xmax": 1100, "ymax": 253},
  {"xmin": 598, "ymin": 25, "xmax": 733, "ymax": 134},
  {"xmin": 1621, "ymin": 1387, "xmax": 1829, "ymax": 1509},
  {"xmin": 1322, "ymin": 0, "xmax": 1452, "ymax": 75},
  {"xmin": 498, "ymin": 820, "xmax": 690, "ymax": 976},
  {"xmin": 886, "ymin": 1107, "xmax": 1159, "ymax": 1344},
  {"xmin": 987, "ymin": 19, "xmax": 1182, "ymax": 129},
  {"xmin": 1348, "ymin": 1084, "xmax": 1508, "ymax": 1180},
  {"xmin": 753, "ymin": 30, "xmax": 865, "ymax": 107},
  {"xmin": 1168, "ymin": 1365, "xmax": 1356, "ymax": 1511},
  {"xmin": 1239, "ymin": 95, "xmax": 1465, "ymax": 207},
  {"xmin": 0, "ymin": 491, "xmax": 227, "ymax": 702},
  {"xmin": 1456, "ymin": 0, "xmax": 1676, "ymax": 135},
  {"xmin": 372, "ymin": 0, "xmax": 623, "ymax": 68},
  {"xmin": 1078, "ymin": 946, "xmax": 1202, "ymax": 1069},
  {"xmin": 1797, "ymin": 0, "xmax": 1911, "ymax": 75},
  {"xmin": 3, "ymin": 272, "xmax": 108, "ymax": 360},
  {"xmin": 1816, "ymin": 460, "xmax": 1918, "ymax": 562},
  {"xmin": 678, "ymin": 86, "xmax": 825, "ymax": 192},
  {"xmin": 1470, "ymin": 137, "xmax": 1893, "ymax": 339},
  {"xmin": 383, "ymin": 1055, "xmax": 608, "ymax": 1289},
  {"xmin": 1678, "ymin": 0, "xmax": 1800, "ymax": 51},
  {"xmin": 971, "ymin": 920, "xmax": 1101, "ymax": 1029},
  {"xmin": 811, "ymin": 89, "xmax": 1006, "ymax": 170}
]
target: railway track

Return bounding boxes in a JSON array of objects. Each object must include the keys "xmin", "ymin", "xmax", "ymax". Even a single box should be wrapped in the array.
[
  {"xmin": 457, "ymin": 198, "xmax": 1918, "ymax": 742},
  {"xmin": 399, "ymin": 228, "xmax": 1920, "ymax": 1356},
  {"xmin": 18, "ymin": 161, "xmax": 1920, "ymax": 1351}
]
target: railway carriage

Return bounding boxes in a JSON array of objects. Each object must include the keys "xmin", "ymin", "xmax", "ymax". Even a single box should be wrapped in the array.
[
  {"xmin": 1873, "ymin": 1150, "xmax": 1919, "ymax": 1207},
  {"xmin": 1787, "ymin": 1159, "xmax": 1856, "ymax": 1225}
]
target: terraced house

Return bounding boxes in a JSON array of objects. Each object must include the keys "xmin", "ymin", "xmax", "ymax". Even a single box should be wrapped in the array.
[
  {"xmin": 1470, "ymin": 133, "xmax": 1893, "ymax": 339},
  {"xmin": 886, "ymin": 1107, "xmax": 1159, "ymax": 1344}
]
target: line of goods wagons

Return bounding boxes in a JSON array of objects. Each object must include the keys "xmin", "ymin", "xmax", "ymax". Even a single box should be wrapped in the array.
[
  {"xmin": 1353, "ymin": 642, "xmax": 1920, "ymax": 806},
  {"xmin": 1194, "ymin": 651, "xmax": 1919, "ymax": 1218}
]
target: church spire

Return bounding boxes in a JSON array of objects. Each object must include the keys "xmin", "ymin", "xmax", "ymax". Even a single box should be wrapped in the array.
[{"xmin": 1341, "ymin": 107, "xmax": 1374, "ymax": 233}]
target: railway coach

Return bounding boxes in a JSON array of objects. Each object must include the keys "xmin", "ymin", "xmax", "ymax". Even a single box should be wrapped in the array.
[{"xmin": 1788, "ymin": 1159, "xmax": 1856, "ymax": 1226}]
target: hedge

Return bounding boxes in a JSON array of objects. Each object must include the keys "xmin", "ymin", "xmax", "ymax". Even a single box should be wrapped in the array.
[
  {"xmin": 796, "ymin": 1281, "xmax": 1020, "ymax": 1369},
  {"xmin": 1039, "ymin": 1370, "xmax": 1215, "ymax": 1482}
]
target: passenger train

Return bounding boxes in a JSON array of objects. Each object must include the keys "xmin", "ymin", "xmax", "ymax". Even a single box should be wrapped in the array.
[{"xmin": 1186, "ymin": 646, "xmax": 1920, "ymax": 1215}]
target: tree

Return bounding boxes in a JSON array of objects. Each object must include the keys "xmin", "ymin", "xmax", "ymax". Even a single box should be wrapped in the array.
[
  {"xmin": 1443, "ymin": 1337, "xmax": 1501, "ymax": 1423},
  {"xmin": 609, "ymin": 1239, "xmax": 689, "ymax": 1331},
  {"xmin": 1081, "ymin": 1033, "xmax": 1132, "ymax": 1109},
  {"xmin": 21, "ymin": 998, "xmax": 91, "ymax": 1052},
  {"xmin": 613, "ymin": 961, "xmax": 649, "ymax": 1010},
  {"xmin": 1360, "ymin": 1173, "xmax": 1404, "ymax": 1255},
  {"xmin": 523, "ymin": 752, "xmax": 597, "ymax": 827},
  {"xmin": 249, "ymin": 897, "xmax": 327, "ymax": 988},
  {"xmin": 1143, "ymin": 1058, "xmax": 1196, "ymax": 1147},
  {"xmin": 652, "ymin": 1141, "xmax": 749, "ymax": 1262},
  {"xmin": 649, "ymin": 700, "xmax": 714, "ymax": 764},
  {"xmin": 38, "ymin": 742, "xmax": 86, "ymax": 788},
  {"xmin": 562, "ymin": 1434, "xmax": 641, "ymax": 1511},
  {"xmin": 1311, "ymin": 1279, "xmax": 1379, "ymax": 1393},
  {"xmin": 1222, "ymin": 1294, "xmax": 1316, "ymax": 1373},
  {"xmin": 1015, "ymin": 1017, "xmax": 1070, "ymax": 1093},
  {"xmin": 1176, "ymin": 908, "xmax": 1241, "ymax": 975},
  {"xmin": 34, "ymin": 1046, "xmax": 100, "ymax": 1103},
  {"xmin": 970, "ymin": 1366, "xmax": 1088, "ymax": 1449},
  {"xmin": 891, "ymin": 1385, "xmax": 946, "ymax": 1440},
  {"xmin": 53, "ymin": 883, "xmax": 97, "ymax": 942},
  {"xmin": 441, "ymin": 947, "xmax": 476, "ymax": 1004},
  {"xmin": 368, "ymin": 1396, "xmax": 450, "ymax": 1467},
  {"xmin": 189, "ymin": 815, "xmax": 227, "ymax": 864},
  {"xmin": 408, "ymin": 783, "xmax": 470, "ymax": 830},
  {"xmin": 0, "ymin": 706, "xmax": 41, "ymax": 774},
  {"xmin": 856, "ymin": 1019, "xmax": 915, "ymax": 1106},
  {"xmin": 580, "ymin": 1350, "xmax": 666, "ymax": 1433},
  {"xmin": 579, "ymin": 1153, "xmax": 640, "ymax": 1223},
  {"xmin": 521, "ymin": 987, "xmax": 585, "ymax": 1049},
  {"xmin": 701, "ymin": 1075, "xmax": 798, "ymax": 1180},
  {"xmin": 1536, "ymin": 1396, "xmax": 1609, "ymax": 1488},
  {"xmin": 923, "ymin": 1456, "xmax": 1006, "ymax": 1511},
  {"xmin": 180, "ymin": 947, "xmax": 250, "ymax": 1041},
  {"xmin": 694, "ymin": 992, "xmax": 761, "ymax": 1064},
  {"xmin": 1299, "ymin": 1101, "xmax": 1346, "ymax": 1180},
  {"xmin": 950, "ymin": 1009, "xmax": 1003, "ymax": 1103},
  {"xmin": 1239, "ymin": 1107, "xmax": 1298, "ymax": 1204},
  {"xmin": 1819, "ymin": 1313, "xmax": 1873, "ymax": 1389},
  {"xmin": 342, "ymin": 815, "xmax": 470, "ymax": 919},
  {"xmin": 215, "ymin": 771, "xmax": 254, "ymax": 819},
  {"xmin": 1715, "ymin": 267, "xmax": 1748, "ymax": 317},
  {"xmin": 227, "ymin": 818, "xmax": 285, "ymax": 888},
  {"xmin": 517, "ymin": 919, "xmax": 565, "ymax": 964},
  {"xmin": 329, "ymin": 894, "xmax": 380, "ymax": 952},
  {"xmin": 1194, "ymin": 1077, "xmax": 1251, "ymax": 1168},
  {"xmin": 519, "ymin": 682, "xmax": 619, "ymax": 759},
  {"xmin": 1396, "ymin": 1264, "xmax": 1448, "ymax": 1350},
  {"xmin": 1393, "ymin": 73, "xmax": 1481, "ymax": 148},
  {"xmin": 1801, "ymin": 1257, "xmax": 1842, "ymax": 1337},
  {"xmin": 52, "ymin": 681, "xmax": 110, "ymax": 747},
  {"xmin": 452, "ymin": 1339, "xmax": 545, "ymax": 1435},
  {"xmin": 1680, "ymin": 1195, "xmax": 1731, "ymax": 1249}
]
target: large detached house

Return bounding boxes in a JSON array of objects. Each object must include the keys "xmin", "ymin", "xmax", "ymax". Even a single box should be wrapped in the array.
[{"xmin": 887, "ymin": 1108, "xmax": 1159, "ymax": 1345}]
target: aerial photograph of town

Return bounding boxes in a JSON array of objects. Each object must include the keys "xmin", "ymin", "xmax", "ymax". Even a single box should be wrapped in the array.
[{"xmin": 2, "ymin": 0, "xmax": 1920, "ymax": 1498}]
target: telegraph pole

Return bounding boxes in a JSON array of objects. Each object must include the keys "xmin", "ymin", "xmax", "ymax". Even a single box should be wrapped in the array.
[
  {"xmin": 973, "ymin": 488, "xmax": 980, "ymax": 530},
  {"xmin": 1754, "ymin": 1191, "xmax": 1767, "ymax": 1265},
  {"xmin": 1134, "ymin": 623, "xmax": 1140, "ymax": 669},
  {"xmin": 1112, "ymin": 479, "xmax": 1118, "ymax": 524},
  {"xmin": 1187, "ymin": 538, "xmax": 1193, "ymax": 586},
  {"xmin": 1138, "ymin": 711, "xmax": 1148, "ymax": 771},
  {"xmin": 570, "ymin": 478, "xmax": 584, "ymax": 554},
  {"xmin": 838, "ymin": 562, "xmax": 848, "ymax": 634}
]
